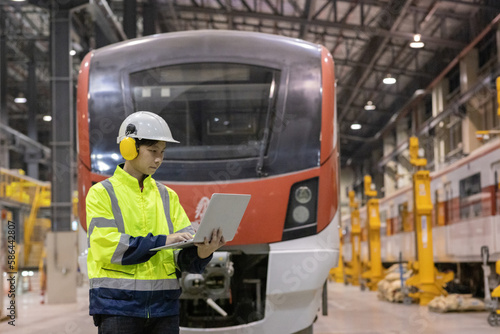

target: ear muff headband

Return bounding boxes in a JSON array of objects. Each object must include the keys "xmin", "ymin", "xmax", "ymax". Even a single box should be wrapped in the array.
[{"xmin": 120, "ymin": 137, "xmax": 138, "ymax": 160}]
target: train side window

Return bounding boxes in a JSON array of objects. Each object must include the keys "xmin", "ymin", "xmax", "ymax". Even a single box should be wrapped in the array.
[
  {"xmin": 491, "ymin": 160, "xmax": 500, "ymax": 215},
  {"xmin": 458, "ymin": 173, "xmax": 481, "ymax": 219},
  {"xmin": 444, "ymin": 181, "xmax": 452, "ymax": 224}
]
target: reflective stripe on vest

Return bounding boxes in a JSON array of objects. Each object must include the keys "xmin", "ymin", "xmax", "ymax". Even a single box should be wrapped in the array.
[
  {"xmin": 101, "ymin": 179, "xmax": 125, "ymax": 233},
  {"xmin": 87, "ymin": 217, "xmax": 117, "ymax": 248},
  {"xmin": 155, "ymin": 181, "xmax": 174, "ymax": 234},
  {"xmin": 90, "ymin": 277, "xmax": 180, "ymax": 291},
  {"xmin": 100, "ymin": 179, "xmax": 129, "ymax": 265},
  {"xmin": 176, "ymin": 225, "xmax": 195, "ymax": 235},
  {"xmin": 155, "ymin": 181, "xmax": 196, "ymax": 235}
]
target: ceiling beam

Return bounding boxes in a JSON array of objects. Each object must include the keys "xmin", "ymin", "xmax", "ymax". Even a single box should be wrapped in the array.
[
  {"xmin": 336, "ymin": 58, "xmax": 435, "ymax": 79},
  {"xmin": 338, "ymin": 84, "xmax": 411, "ymax": 99},
  {"xmin": 87, "ymin": 0, "xmax": 127, "ymax": 43},
  {"xmin": 171, "ymin": 4, "xmax": 467, "ymax": 49},
  {"xmin": 441, "ymin": 0, "xmax": 500, "ymax": 12},
  {"xmin": 338, "ymin": 0, "xmax": 413, "ymax": 123},
  {"xmin": 299, "ymin": 0, "xmax": 316, "ymax": 40}
]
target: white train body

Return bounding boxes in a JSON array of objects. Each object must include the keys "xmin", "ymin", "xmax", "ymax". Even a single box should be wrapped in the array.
[{"xmin": 343, "ymin": 139, "xmax": 500, "ymax": 264}]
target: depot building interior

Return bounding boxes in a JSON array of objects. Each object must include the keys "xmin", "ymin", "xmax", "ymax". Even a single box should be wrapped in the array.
[{"xmin": 1, "ymin": 0, "xmax": 500, "ymax": 333}]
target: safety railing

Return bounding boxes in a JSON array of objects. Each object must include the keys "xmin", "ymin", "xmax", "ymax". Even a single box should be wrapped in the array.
[{"xmin": 0, "ymin": 168, "xmax": 51, "ymax": 267}]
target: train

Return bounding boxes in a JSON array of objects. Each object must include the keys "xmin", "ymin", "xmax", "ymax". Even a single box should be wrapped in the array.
[
  {"xmin": 342, "ymin": 138, "xmax": 500, "ymax": 294},
  {"xmin": 77, "ymin": 30, "xmax": 340, "ymax": 334}
]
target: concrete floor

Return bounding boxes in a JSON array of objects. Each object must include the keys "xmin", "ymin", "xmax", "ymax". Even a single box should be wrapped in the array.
[
  {"xmin": 315, "ymin": 282, "xmax": 497, "ymax": 334},
  {"xmin": 0, "ymin": 278, "xmax": 497, "ymax": 334}
]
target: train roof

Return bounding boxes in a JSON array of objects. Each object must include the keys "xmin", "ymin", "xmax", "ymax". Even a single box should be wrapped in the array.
[{"xmin": 91, "ymin": 30, "xmax": 324, "ymax": 68}]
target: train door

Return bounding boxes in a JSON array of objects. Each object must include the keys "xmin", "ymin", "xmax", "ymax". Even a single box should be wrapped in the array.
[
  {"xmin": 435, "ymin": 188, "xmax": 446, "ymax": 226},
  {"xmin": 399, "ymin": 202, "xmax": 409, "ymax": 232},
  {"xmin": 491, "ymin": 160, "xmax": 500, "ymax": 215},
  {"xmin": 444, "ymin": 181, "xmax": 452, "ymax": 224}
]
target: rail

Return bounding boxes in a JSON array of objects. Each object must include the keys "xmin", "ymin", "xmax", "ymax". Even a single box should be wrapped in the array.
[{"xmin": 0, "ymin": 168, "xmax": 51, "ymax": 267}]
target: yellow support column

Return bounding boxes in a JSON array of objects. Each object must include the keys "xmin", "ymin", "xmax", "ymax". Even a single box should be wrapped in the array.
[
  {"xmin": 361, "ymin": 176, "xmax": 383, "ymax": 291},
  {"xmin": 406, "ymin": 136, "xmax": 453, "ymax": 305},
  {"xmin": 497, "ymin": 76, "xmax": 500, "ymax": 116},
  {"xmin": 329, "ymin": 228, "xmax": 345, "ymax": 283},
  {"xmin": 345, "ymin": 191, "xmax": 361, "ymax": 286}
]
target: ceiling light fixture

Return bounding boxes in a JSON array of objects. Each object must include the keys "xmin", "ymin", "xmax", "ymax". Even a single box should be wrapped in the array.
[
  {"xmin": 351, "ymin": 123, "xmax": 362, "ymax": 130},
  {"xmin": 364, "ymin": 100, "xmax": 376, "ymax": 110},
  {"xmin": 410, "ymin": 34, "xmax": 425, "ymax": 49},
  {"xmin": 414, "ymin": 89, "xmax": 426, "ymax": 96},
  {"xmin": 43, "ymin": 115, "xmax": 52, "ymax": 122},
  {"xmin": 14, "ymin": 93, "xmax": 27, "ymax": 104},
  {"xmin": 383, "ymin": 74, "xmax": 396, "ymax": 85},
  {"xmin": 69, "ymin": 50, "xmax": 77, "ymax": 56}
]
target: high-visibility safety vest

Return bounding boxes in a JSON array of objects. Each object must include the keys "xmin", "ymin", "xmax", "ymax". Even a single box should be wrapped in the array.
[{"xmin": 86, "ymin": 165, "xmax": 211, "ymax": 318}]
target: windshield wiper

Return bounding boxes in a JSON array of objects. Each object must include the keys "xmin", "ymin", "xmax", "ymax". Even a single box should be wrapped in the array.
[{"xmin": 256, "ymin": 74, "xmax": 276, "ymax": 177}]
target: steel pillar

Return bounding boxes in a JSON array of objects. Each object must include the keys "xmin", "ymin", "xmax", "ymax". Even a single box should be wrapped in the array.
[
  {"xmin": 123, "ymin": 0, "xmax": 137, "ymax": 39},
  {"xmin": 51, "ymin": 6, "xmax": 73, "ymax": 232},
  {"xmin": 0, "ymin": 8, "xmax": 9, "ymax": 168},
  {"xmin": 460, "ymin": 49, "xmax": 481, "ymax": 154},
  {"xmin": 48, "ymin": 3, "xmax": 76, "ymax": 304},
  {"xmin": 95, "ymin": 23, "xmax": 110, "ymax": 48},
  {"xmin": 143, "ymin": 0, "xmax": 156, "ymax": 36},
  {"xmin": 26, "ymin": 45, "xmax": 39, "ymax": 179}
]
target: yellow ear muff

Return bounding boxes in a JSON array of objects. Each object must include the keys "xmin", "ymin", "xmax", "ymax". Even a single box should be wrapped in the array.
[{"xmin": 120, "ymin": 137, "xmax": 138, "ymax": 160}]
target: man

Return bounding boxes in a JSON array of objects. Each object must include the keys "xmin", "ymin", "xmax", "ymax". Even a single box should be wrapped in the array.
[{"xmin": 86, "ymin": 111, "xmax": 225, "ymax": 333}]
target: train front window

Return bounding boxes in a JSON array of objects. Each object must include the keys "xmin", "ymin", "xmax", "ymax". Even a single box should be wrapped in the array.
[{"xmin": 129, "ymin": 63, "xmax": 280, "ymax": 160}]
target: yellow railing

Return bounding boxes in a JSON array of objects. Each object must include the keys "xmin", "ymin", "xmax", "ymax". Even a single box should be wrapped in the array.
[
  {"xmin": 0, "ymin": 168, "xmax": 51, "ymax": 267},
  {"xmin": 0, "ymin": 168, "xmax": 50, "ymax": 205}
]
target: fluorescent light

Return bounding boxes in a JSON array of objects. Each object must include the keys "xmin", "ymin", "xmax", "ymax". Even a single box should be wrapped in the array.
[
  {"xmin": 69, "ymin": 50, "xmax": 77, "ymax": 56},
  {"xmin": 364, "ymin": 101, "xmax": 376, "ymax": 110},
  {"xmin": 351, "ymin": 123, "xmax": 362, "ymax": 130},
  {"xmin": 42, "ymin": 115, "xmax": 52, "ymax": 122},
  {"xmin": 14, "ymin": 94, "xmax": 27, "ymax": 103},
  {"xmin": 410, "ymin": 41, "xmax": 425, "ymax": 48},
  {"xmin": 383, "ymin": 74, "xmax": 396, "ymax": 85},
  {"xmin": 97, "ymin": 161, "xmax": 110, "ymax": 172},
  {"xmin": 410, "ymin": 34, "xmax": 425, "ymax": 49}
]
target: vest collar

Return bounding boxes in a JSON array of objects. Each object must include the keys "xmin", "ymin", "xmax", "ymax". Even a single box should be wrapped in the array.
[{"xmin": 113, "ymin": 164, "xmax": 154, "ymax": 190}]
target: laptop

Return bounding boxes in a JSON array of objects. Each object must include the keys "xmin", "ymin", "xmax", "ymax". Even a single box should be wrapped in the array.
[{"xmin": 150, "ymin": 193, "xmax": 251, "ymax": 251}]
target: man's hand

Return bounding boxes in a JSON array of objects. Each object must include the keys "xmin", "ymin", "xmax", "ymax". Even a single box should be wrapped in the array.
[
  {"xmin": 166, "ymin": 232, "xmax": 193, "ymax": 245},
  {"xmin": 195, "ymin": 228, "xmax": 226, "ymax": 259}
]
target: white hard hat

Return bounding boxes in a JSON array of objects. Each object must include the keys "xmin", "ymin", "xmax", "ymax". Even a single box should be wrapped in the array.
[{"xmin": 116, "ymin": 111, "xmax": 179, "ymax": 144}]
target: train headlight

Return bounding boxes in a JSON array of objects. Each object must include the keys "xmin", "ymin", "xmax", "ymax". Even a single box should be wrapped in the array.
[
  {"xmin": 283, "ymin": 177, "xmax": 318, "ymax": 241},
  {"xmin": 295, "ymin": 186, "xmax": 312, "ymax": 204},
  {"xmin": 292, "ymin": 205, "xmax": 310, "ymax": 223}
]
